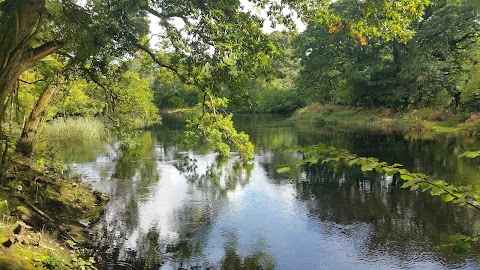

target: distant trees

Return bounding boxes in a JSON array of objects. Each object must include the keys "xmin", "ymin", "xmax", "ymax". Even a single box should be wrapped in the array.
[{"xmin": 296, "ymin": 0, "xmax": 480, "ymax": 109}]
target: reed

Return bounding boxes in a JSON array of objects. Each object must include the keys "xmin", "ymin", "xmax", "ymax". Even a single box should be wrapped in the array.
[{"xmin": 41, "ymin": 117, "xmax": 108, "ymax": 142}]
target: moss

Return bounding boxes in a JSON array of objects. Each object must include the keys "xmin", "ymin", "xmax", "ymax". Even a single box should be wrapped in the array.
[
  {"xmin": 0, "ymin": 222, "xmax": 73, "ymax": 269},
  {"xmin": 0, "ymin": 156, "xmax": 107, "ymax": 269}
]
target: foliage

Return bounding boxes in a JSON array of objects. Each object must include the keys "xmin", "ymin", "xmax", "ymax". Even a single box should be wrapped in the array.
[
  {"xmin": 461, "ymin": 50, "xmax": 480, "ymax": 112},
  {"xmin": 151, "ymin": 68, "xmax": 198, "ymax": 109},
  {"xmin": 277, "ymin": 144, "xmax": 480, "ymax": 253},
  {"xmin": 183, "ymin": 97, "xmax": 254, "ymax": 161},
  {"xmin": 52, "ymin": 79, "xmax": 104, "ymax": 118},
  {"xmin": 458, "ymin": 115, "xmax": 480, "ymax": 138},
  {"xmin": 108, "ymin": 71, "xmax": 159, "ymax": 129},
  {"xmin": 258, "ymin": 0, "xmax": 430, "ymax": 42},
  {"xmin": 66, "ymin": 240, "xmax": 97, "ymax": 270},
  {"xmin": 0, "ymin": 0, "xmax": 437, "ymax": 160},
  {"xmin": 277, "ymin": 144, "xmax": 480, "ymax": 210},
  {"xmin": 296, "ymin": 0, "xmax": 480, "ymax": 109},
  {"xmin": 239, "ymin": 31, "xmax": 305, "ymax": 114}
]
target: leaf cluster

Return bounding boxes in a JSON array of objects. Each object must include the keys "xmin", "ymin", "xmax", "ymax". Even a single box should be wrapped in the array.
[
  {"xmin": 277, "ymin": 144, "xmax": 480, "ymax": 210},
  {"xmin": 183, "ymin": 96, "xmax": 254, "ymax": 161}
]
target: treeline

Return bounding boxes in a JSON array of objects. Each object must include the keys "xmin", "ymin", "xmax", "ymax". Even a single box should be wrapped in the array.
[
  {"xmin": 0, "ymin": 0, "xmax": 473, "ymax": 164},
  {"xmin": 159, "ymin": 0, "xmax": 479, "ymax": 114},
  {"xmin": 296, "ymin": 0, "xmax": 480, "ymax": 110}
]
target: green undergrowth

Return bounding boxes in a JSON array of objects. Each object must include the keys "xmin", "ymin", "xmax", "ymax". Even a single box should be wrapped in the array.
[
  {"xmin": 0, "ymin": 155, "xmax": 108, "ymax": 269},
  {"xmin": 291, "ymin": 103, "xmax": 472, "ymax": 137}
]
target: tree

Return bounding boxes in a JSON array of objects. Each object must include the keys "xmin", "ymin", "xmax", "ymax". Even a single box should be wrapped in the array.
[
  {"xmin": 0, "ymin": 0, "xmax": 432, "ymax": 159},
  {"xmin": 296, "ymin": 0, "xmax": 479, "ymax": 108}
]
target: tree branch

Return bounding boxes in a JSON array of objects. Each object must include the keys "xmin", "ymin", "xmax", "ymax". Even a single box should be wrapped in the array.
[
  {"xmin": 147, "ymin": 7, "xmax": 184, "ymax": 20},
  {"xmin": 21, "ymin": 41, "xmax": 63, "ymax": 70},
  {"xmin": 135, "ymin": 42, "xmax": 195, "ymax": 86},
  {"xmin": 18, "ymin": 78, "xmax": 45, "ymax": 84}
]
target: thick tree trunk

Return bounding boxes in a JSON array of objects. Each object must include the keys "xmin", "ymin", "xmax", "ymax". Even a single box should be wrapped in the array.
[
  {"xmin": 16, "ymin": 83, "xmax": 58, "ymax": 156},
  {"xmin": 0, "ymin": 0, "xmax": 62, "ymax": 114}
]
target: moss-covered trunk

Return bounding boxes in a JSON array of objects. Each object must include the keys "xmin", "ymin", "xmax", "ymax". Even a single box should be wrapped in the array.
[
  {"xmin": 17, "ymin": 84, "xmax": 58, "ymax": 156},
  {"xmin": 0, "ymin": 0, "xmax": 62, "ymax": 114}
]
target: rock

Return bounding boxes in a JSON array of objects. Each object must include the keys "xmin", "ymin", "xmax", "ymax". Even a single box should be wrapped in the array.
[
  {"xmin": 93, "ymin": 190, "xmax": 110, "ymax": 203},
  {"xmin": 2, "ymin": 221, "xmax": 38, "ymax": 248}
]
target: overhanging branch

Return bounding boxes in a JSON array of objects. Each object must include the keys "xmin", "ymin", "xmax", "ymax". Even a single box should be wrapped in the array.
[{"xmin": 135, "ymin": 42, "xmax": 194, "ymax": 85}]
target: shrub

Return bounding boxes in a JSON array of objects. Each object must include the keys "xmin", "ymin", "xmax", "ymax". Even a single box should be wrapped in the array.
[{"xmin": 459, "ymin": 114, "xmax": 480, "ymax": 138}]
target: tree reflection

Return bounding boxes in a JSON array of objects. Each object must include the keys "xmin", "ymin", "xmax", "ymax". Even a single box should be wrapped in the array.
[
  {"xmin": 221, "ymin": 247, "xmax": 275, "ymax": 270},
  {"xmin": 291, "ymin": 162, "xmax": 480, "ymax": 264},
  {"xmin": 175, "ymin": 155, "xmax": 253, "ymax": 199},
  {"xmin": 94, "ymin": 131, "xmax": 163, "ymax": 269},
  {"xmin": 67, "ymin": 114, "xmax": 480, "ymax": 269}
]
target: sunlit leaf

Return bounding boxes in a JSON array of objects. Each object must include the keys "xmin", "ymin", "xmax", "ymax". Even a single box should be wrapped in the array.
[
  {"xmin": 458, "ymin": 151, "xmax": 480, "ymax": 159},
  {"xmin": 277, "ymin": 166, "xmax": 292, "ymax": 173},
  {"xmin": 400, "ymin": 174, "xmax": 414, "ymax": 181},
  {"xmin": 442, "ymin": 194, "xmax": 455, "ymax": 202}
]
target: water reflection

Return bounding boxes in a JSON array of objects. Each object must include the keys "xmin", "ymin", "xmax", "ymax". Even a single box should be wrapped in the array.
[
  {"xmin": 175, "ymin": 156, "xmax": 253, "ymax": 199},
  {"xmin": 51, "ymin": 114, "xmax": 480, "ymax": 269}
]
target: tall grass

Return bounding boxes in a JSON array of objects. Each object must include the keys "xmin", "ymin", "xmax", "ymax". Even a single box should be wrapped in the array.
[{"xmin": 41, "ymin": 117, "xmax": 108, "ymax": 143}]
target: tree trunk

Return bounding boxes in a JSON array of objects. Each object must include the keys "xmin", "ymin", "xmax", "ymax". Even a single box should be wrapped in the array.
[
  {"xmin": 16, "ymin": 83, "xmax": 58, "ymax": 156},
  {"xmin": 0, "ymin": 0, "xmax": 62, "ymax": 114}
]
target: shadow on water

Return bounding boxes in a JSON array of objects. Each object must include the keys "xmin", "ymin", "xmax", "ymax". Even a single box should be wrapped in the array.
[{"xmin": 47, "ymin": 114, "xmax": 480, "ymax": 269}]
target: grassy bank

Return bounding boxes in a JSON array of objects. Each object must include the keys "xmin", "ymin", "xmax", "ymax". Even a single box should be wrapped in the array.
[
  {"xmin": 291, "ymin": 103, "xmax": 480, "ymax": 137},
  {"xmin": 0, "ymin": 156, "xmax": 108, "ymax": 269}
]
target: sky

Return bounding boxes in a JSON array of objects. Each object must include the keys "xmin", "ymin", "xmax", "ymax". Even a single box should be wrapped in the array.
[{"xmin": 148, "ymin": 0, "xmax": 306, "ymax": 46}]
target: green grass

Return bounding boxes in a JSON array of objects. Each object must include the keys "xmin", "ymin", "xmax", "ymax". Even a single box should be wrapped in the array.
[
  {"xmin": 291, "ymin": 103, "xmax": 478, "ymax": 137},
  {"xmin": 41, "ymin": 117, "xmax": 108, "ymax": 143}
]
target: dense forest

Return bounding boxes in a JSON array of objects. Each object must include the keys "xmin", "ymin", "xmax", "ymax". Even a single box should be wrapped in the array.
[{"xmin": 1, "ymin": 0, "xmax": 480, "ymax": 268}]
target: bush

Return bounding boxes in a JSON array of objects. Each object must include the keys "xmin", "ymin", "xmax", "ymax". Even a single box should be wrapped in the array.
[{"xmin": 459, "ymin": 114, "xmax": 480, "ymax": 138}]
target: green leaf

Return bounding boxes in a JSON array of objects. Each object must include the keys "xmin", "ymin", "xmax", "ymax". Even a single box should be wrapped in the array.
[
  {"xmin": 452, "ymin": 233, "xmax": 468, "ymax": 241},
  {"xmin": 347, "ymin": 158, "xmax": 359, "ymax": 166},
  {"xmin": 400, "ymin": 174, "xmax": 414, "ymax": 181},
  {"xmin": 361, "ymin": 163, "xmax": 377, "ymax": 172},
  {"xmin": 430, "ymin": 187, "xmax": 445, "ymax": 196},
  {"xmin": 458, "ymin": 151, "xmax": 480, "ymax": 159},
  {"xmin": 401, "ymin": 181, "xmax": 415, "ymax": 189},
  {"xmin": 304, "ymin": 157, "xmax": 318, "ymax": 164},
  {"xmin": 385, "ymin": 169, "xmax": 395, "ymax": 176},
  {"xmin": 442, "ymin": 194, "xmax": 455, "ymax": 202},
  {"xmin": 277, "ymin": 166, "xmax": 291, "ymax": 173}
]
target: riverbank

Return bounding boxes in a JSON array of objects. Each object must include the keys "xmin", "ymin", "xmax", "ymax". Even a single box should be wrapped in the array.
[
  {"xmin": 0, "ymin": 156, "xmax": 108, "ymax": 269},
  {"xmin": 291, "ymin": 103, "xmax": 480, "ymax": 138}
]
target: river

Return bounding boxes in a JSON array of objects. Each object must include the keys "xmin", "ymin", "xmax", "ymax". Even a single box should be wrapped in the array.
[{"xmin": 55, "ymin": 114, "xmax": 480, "ymax": 269}]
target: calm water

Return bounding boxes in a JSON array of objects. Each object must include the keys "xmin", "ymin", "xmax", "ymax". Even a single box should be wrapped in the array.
[{"xmin": 57, "ymin": 114, "xmax": 480, "ymax": 269}]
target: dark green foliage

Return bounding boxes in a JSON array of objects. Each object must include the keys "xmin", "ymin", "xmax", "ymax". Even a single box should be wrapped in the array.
[
  {"xmin": 151, "ymin": 69, "xmax": 198, "ymax": 109},
  {"xmin": 296, "ymin": 0, "xmax": 480, "ymax": 109}
]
